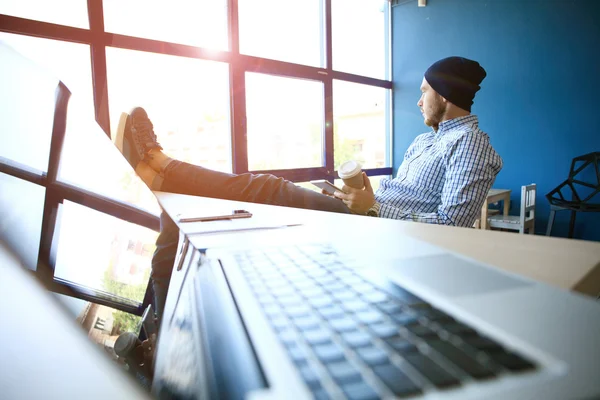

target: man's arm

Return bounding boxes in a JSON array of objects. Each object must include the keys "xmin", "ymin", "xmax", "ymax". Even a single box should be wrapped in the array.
[{"xmin": 379, "ymin": 133, "xmax": 502, "ymax": 227}]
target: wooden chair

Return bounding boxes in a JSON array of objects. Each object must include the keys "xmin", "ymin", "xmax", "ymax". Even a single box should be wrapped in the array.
[
  {"xmin": 473, "ymin": 209, "xmax": 500, "ymax": 229},
  {"xmin": 488, "ymin": 184, "xmax": 536, "ymax": 234}
]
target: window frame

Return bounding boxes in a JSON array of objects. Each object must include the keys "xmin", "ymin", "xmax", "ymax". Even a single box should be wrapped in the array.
[{"xmin": 0, "ymin": 0, "xmax": 393, "ymax": 317}]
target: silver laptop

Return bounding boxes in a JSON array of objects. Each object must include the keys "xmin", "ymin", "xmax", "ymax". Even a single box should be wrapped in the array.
[{"xmin": 153, "ymin": 225, "xmax": 600, "ymax": 400}]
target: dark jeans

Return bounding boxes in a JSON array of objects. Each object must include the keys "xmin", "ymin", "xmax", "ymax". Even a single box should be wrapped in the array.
[{"xmin": 151, "ymin": 161, "xmax": 351, "ymax": 320}]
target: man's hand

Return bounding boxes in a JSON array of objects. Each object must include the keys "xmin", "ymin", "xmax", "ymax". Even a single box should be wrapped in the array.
[{"xmin": 334, "ymin": 172, "xmax": 376, "ymax": 214}]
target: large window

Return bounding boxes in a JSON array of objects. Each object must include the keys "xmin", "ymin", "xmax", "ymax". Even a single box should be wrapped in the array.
[
  {"xmin": 239, "ymin": 0, "xmax": 325, "ymax": 67},
  {"xmin": 246, "ymin": 73, "xmax": 324, "ymax": 170},
  {"xmin": 0, "ymin": 0, "xmax": 392, "ymax": 335}
]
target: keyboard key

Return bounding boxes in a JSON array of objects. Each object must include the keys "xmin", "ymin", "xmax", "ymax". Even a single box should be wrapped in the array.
[
  {"xmin": 329, "ymin": 317, "xmax": 359, "ymax": 333},
  {"xmin": 318, "ymin": 305, "xmax": 345, "ymax": 319},
  {"xmin": 326, "ymin": 282, "xmax": 347, "ymax": 293},
  {"xmin": 310, "ymin": 269, "xmax": 329, "ymax": 278},
  {"xmin": 326, "ymin": 361, "xmax": 362, "ymax": 384},
  {"xmin": 354, "ymin": 310, "xmax": 384, "ymax": 325},
  {"xmin": 369, "ymin": 322, "xmax": 399, "ymax": 339},
  {"xmin": 294, "ymin": 280, "xmax": 318, "ymax": 290},
  {"xmin": 284, "ymin": 304, "xmax": 312, "ymax": 318},
  {"xmin": 287, "ymin": 344, "xmax": 309, "ymax": 365},
  {"xmin": 377, "ymin": 301, "xmax": 403, "ymax": 315},
  {"xmin": 341, "ymin": 299, "xmax": 370, "ymax": 312},
  {"xmin": 301, "ymin": 287, "xmax": 327, "ymax": 297},
  {"xmin": 390, "ymin": 313, "xmax": 418, "ymax": 326},
  {"xmin": 267, "ymin": 281, "xmax": 293, "ymax": 293},
  {"xmin": 313, "ymin": 343, "xmax": 346, "ymax": 363},
  {"xmin": 340, "ymin": 274, "xmax": 364, "ymax": 285},
  {"xmin": 312, "ymin": 388, "xmax": 330, "ymax": 400},
  {"xmin": 356, "ymin": 346, "xmax": 389, "ymax": 366},
  {"xmin": 341, "ymin": 331, "xmax": 372, "ymax": 348},
  {"xmin": 402, "ymin": 353, "xmax": 460, "ymax": 388},
  {"xmin": 406, "ymin": 324, "xmax": 437, "ymax": 338},
  {"xmin": 293, "ymin": 315, "xmax": 321, "ymax": 331},
  {"xmin": 341, "ymin": 380, "xmax": 380, "ymax": 400},
  {"xmin": 349, "ymin": 282, "xmax": 375, "ymax": 293},
  {"xmin": 427, "ymin": 340, "xmax": 496, "ymax": 379},
  {"xmin": 256, "ymin": 293, "xmax": 276, "ymax": 305},
  {"xmin": 299, "ymin": 365, "xmax": 321, "ymax": 389},
  {"xmin": 304, "ymin": 329, "xmax": 332, "ymax": 346},
  {"xmin": 372, "ymin": 363, "xmax": 422, "ymax": 397},
  {"xmin": 278, "ymin": 295, "xmax": 304, "ymax": 307},
  {"xmin": 270, "ymin": 316, "xmax": 290, "ymax": 331},
  {"xmin": 489, "ymin": 350, "xmax": 535, "ymax": 372},
  {"xmin": 262, "ymin": 304, "xmax": 282, "ymax": 317},
  {"xmin": 278, "ymin": 329, "xmax": 297, "ymax": 345},
  {"xmin": 315, "ymin": 273, "xmax": 338, "ymax": 285},
  {"xmin": 333, "ymin": 291, "xmax": 356, "ymax": 301},
  {"xmin": 308, "ymin": 296, "xmax": 332, "ymax": 308},
  {"xmin": 385, "ymin": 336, "xmax": 418, "ymax": 354},
  {"xmin": 332, "ymin": 269, "xmax": 355, "ymax": 280},
  {"xmin": 362, "ymin": 291, "xmax": 389, "ymax": 304}
]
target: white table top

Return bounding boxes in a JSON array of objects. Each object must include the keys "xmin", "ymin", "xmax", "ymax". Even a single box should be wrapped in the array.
[{"xmin": 155, "ymin": 191, "xmax": 600, "ymax": 297}]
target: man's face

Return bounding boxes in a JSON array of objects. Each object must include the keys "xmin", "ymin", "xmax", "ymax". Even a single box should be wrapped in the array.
[{"xmin": 417, "ymin": 78, "xmax": 447, "ymax": 128}]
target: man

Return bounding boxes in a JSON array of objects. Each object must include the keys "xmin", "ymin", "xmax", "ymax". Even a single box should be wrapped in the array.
[{"xmin": 115, "ymin": 56, "xmax": 502, "ymax": 320}]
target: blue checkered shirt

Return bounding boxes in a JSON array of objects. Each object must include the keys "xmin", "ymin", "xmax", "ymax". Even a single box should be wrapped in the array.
[{"xmin": 375, "ymin": 115, "xmax": 503, "ymax": 227}]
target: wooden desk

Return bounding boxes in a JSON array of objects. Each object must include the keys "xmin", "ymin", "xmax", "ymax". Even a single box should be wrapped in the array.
[
  {"xmin": 154, "ymin": 191, "xmax": 600, "ymax": 298},
  {"xmin": 479, "ymin": 188, "xmax": 511, "ymax": 230}
]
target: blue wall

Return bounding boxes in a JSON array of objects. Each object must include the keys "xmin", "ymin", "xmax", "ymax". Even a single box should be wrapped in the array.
[{"xmin": 392, "ymin": 0, "xmax": 600, "ymax": 240}]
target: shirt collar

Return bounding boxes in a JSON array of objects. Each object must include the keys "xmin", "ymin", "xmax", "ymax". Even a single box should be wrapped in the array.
[{"xmin": 435, "ymin": 115, "xmax": 479, "ymax": 136}]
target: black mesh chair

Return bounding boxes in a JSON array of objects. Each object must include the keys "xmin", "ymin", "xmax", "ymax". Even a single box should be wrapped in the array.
[{"xmin": 545, "ymin": 152, "xmax": 600, "ymax": 238}]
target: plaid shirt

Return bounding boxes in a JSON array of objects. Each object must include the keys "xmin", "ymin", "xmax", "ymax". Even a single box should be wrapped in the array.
[{"xmin": 375, "ymin": 115, "xmax": 502, "ymax": 227}]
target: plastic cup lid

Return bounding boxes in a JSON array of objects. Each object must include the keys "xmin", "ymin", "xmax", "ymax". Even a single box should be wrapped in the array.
[
  {"xmin": 338, "ymin": 160, "xmax": 362, "ymax": 179},
  {"xmin": 114, "ymin": 332, "xmax": 139, "ymax": 356}
]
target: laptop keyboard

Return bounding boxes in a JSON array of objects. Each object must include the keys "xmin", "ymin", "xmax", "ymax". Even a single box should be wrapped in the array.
[{"xmin": 232, "ymin": 244, "xmax": 536, "ymax": 399}]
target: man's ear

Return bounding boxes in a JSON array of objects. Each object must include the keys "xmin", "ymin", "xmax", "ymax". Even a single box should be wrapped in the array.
[{"xmin": 440, "ymin": 95, "xmax": 449, "ymax": 104}]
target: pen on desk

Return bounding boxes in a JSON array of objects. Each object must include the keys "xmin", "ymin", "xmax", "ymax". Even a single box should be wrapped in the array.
[{"xmin": 178, "ymin": 210, "xmax": 253, "ymax": 223}]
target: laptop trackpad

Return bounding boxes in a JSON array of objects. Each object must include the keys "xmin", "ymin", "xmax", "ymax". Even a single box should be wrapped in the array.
[{"xmin": 389, "ymin": 254, "xmax": 532, "ymax": 297}]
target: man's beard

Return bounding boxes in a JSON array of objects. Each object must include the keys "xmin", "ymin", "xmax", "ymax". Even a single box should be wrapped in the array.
[{"xmin": 424, "ymin": 99, "xmax": 447, "ymax": 130}]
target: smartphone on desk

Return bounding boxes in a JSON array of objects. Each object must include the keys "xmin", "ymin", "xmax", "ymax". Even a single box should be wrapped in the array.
[
  {"xmin": 177, "ymin": 209, "xmax": 252, "ymax": 223},
  {"xmin": 310, "ymin": 180, "xmax": 346, "ymax": 196}
]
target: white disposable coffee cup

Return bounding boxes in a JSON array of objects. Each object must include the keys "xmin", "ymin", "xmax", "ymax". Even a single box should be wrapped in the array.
[{"xmin": 338, "ymin": 160, "xmax": 364, "ymax": 189}]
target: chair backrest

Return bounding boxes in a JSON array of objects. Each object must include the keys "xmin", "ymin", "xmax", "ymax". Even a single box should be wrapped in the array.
[
  {"xmin": 520, "ymin": 184, "xmax": 536, "ymax": 225},
  {"xmin": 546, "ymin": 152, "xmax": 600, "ymax": 211}
]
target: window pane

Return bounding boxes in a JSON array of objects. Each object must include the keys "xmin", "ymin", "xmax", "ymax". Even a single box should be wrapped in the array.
[
  {"xmin": 103, "ymin": 0, "xmax": 228, "ymax": 49},
  {"xmin": 0, "ymin": 0, "xmax": 89, "ymax": 29},
  {"xmin": 54, "ymin": 201, "xmax": 158, "ymax": 303},
  {"xmin": 106, "ymin": 47, "xmax": 232, "ymax": 174},
  {"xmin": 239, "ymin": 0, "xmax": 324, "ymax": 67},
  {"xmin": 1, "ymin": 34, "xmax": 94, "ymax": 170},
  {"xmin": 332, "ymin": 0, "xmax": 389, "ymax": 79},
  {"xmin": 246, "ymin": 73, "xmax": 324, "ymax": 171},
  {"xmin": 58, "ymin": 96, "xmax": 161, "ymax": 215},
  {"xmin": 0, "ymin": 40, "xmax": 59, "ymax": 171},
  {"xmin": 333, "ymin": 80, "xmax": 390, "ymax": 170},
  {"xmin": 81, "ymin": 302, "xmax": 141, "ymax": 350},
  {"xmin": 0, "ymin": 172, "xmax": 45, "ymax": 271}
]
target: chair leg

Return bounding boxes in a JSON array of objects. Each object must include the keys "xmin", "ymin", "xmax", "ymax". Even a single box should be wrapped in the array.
[
  {"xmin": 568, "ymin": 211, "xmax": 577, "ymax": 238},
  {"xmin": 546, "ymin": 210, "xmax": 556, "ymax": 236}
]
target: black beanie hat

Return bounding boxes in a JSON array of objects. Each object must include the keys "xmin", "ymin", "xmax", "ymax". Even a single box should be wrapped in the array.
[{"xmin": 424, "ymin": 56, "xmax": 487, "ymax": 112}]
